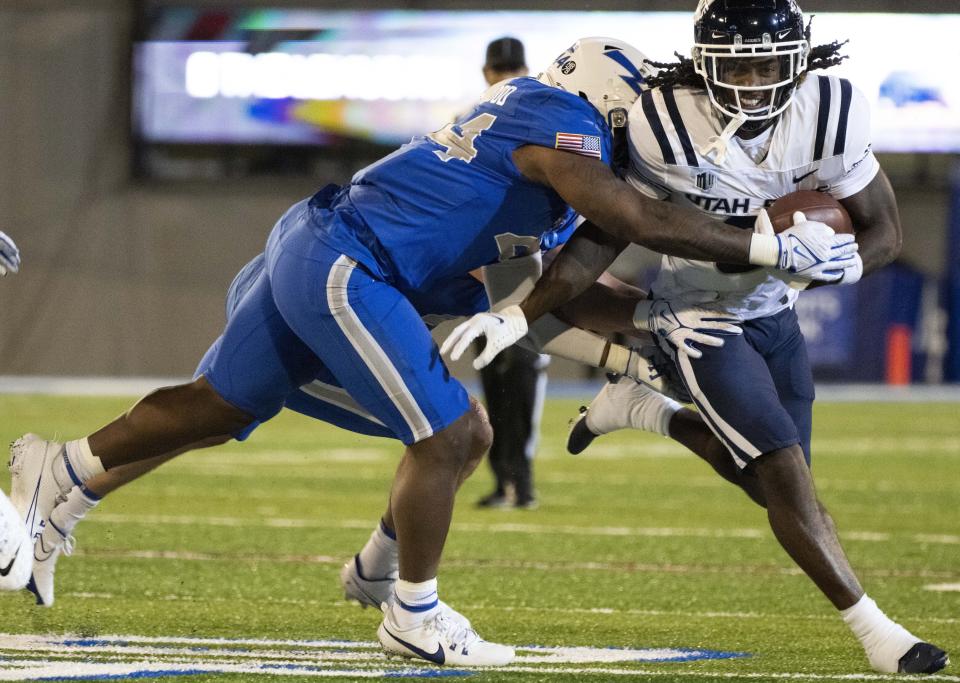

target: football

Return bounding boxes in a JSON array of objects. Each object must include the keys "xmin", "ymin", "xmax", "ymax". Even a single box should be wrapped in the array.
[{"xmin": 767, "ymin": 190, "xmax": 854, "ymax": 234}]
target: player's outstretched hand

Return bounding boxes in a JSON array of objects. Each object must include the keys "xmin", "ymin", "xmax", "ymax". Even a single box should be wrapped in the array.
[
  {"xmin": 0, "ymin": 231, "xmax": 20, "ymax": 276},
  {"xmin": 440, "ymin": 304, "xmax": 529, "ymax": 370},
  {"xmin": 634, "ymin": 299, "xmax": 742, "ymax": 360},
  {"xmin": 771, "ymin": 211, "xmax": 858, "ymax": 282}
]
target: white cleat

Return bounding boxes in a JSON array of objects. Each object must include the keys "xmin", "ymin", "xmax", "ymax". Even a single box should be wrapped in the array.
[
  {"xmin": 378, "ymin": 603, "xmax": 513, "ymax": 667},
  {"xmin": 340, "ymin": 554, "xmax": 396, "ymax": 610},
  {"xmin": 339, "ymin": 555, "xmax": 471, "ymax": 628},
  {"xmin": 567, "ymin": 375, "xmax": 678, "ymax": 454},
  {"xmin": 9, "ymin": 434, "xmax": 69, "ymax": 542},
  {"xmin": 27, "ymin": 516, "xmax": 75, "ymax": 607},
  {"xmin": 0, "ymin": 489, "xmax": 33, "ymax": 591}
]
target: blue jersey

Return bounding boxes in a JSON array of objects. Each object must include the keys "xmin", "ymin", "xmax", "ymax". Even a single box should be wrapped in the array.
[{"xmin": 312, "ymin": 77, "xmax": 610, "ymax": 296}]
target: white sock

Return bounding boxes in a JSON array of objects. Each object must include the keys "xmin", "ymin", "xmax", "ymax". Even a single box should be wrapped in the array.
[
  {"xmin": 356, "ymin": 519, "xmax": 398, "ymax": 580},
  {"xmin": 53, "ymin": 439, "xmax": 105, "ymax": 489},
  {"xmin": 586, "ymin": 378, "xmax": 681, "ymax": 437},
  {"xmin": 841, "ymin": 594, "xmax": 919, "ymax": 673},
  {"xmin": 48, "ymin": 486, "xmax": 101, "ymax": 539},
  {"xmin": 392, "ymin": 578, "xmax": 439, "ymax": 629}
]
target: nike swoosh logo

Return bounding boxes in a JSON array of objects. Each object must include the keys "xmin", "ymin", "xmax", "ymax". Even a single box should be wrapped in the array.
[
  {"xmin": 0, "ymin": 544, "xmax": 20, "ymax": 576},
  {"xmin": 34, "ymin": 535, "xmax": 55, "ymax": 562},
  {"xmin": 793, "ymin": 169, "xmax": 817, "ymax": 183},
  {"xmin": 491, "ymin": 316, "xmax": 505, "ymax": 325},
  {"xmin": 382, "ymin": 626, "xmax": 446, "ymax": 664},
  {"xmin": 777, "ymin": 29, "xmax": 794, "ymax": 39}
]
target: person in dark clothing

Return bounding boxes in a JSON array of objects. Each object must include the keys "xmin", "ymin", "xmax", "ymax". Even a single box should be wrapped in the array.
[{"xmin": 474, "ymin": 37, "xmax": 544, "ymax": 510}]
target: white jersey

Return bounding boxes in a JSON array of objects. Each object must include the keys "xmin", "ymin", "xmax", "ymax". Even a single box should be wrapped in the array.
[{"xmin": 626, "ymin": 74, "xmax": 879, "ymax": 320}]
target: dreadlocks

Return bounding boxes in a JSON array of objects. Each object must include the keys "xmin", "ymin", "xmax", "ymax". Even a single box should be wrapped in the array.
[
  {"xmin": 645, "ymin": 52, "xmax": 701, "ymax": 90},
  {"xmin": 645, "ymin": 16, "xmax": 848, "ymax": 91}
]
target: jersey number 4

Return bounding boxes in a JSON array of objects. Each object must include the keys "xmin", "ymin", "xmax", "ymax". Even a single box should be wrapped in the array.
[{"xmin": 429, "ymin": 113, "xmax": 497, "ymax": 163}]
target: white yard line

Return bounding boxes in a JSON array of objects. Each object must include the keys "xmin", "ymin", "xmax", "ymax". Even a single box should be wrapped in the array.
[
  {"xmin": 53, "ymin": 592, "xmax": 960, "ymax": 626},
  {"xmin": 86, "ymin": 512, "xmax": 960, "ymax": 546}
]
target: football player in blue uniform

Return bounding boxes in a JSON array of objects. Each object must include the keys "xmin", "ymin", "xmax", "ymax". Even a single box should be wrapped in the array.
[
  {"xmin": 9, "ymin": 37, "xmax": 855, "ymax": 666},
  {"xmin": 449, "ymin": 7, "xmax": 947, "ymax": 676}
]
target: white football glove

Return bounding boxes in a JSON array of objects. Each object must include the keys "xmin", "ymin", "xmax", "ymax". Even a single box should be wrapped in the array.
[
  {"xmin": 0, "ymin": 231, "xmax": 20, "ymax": 276},
  {"xmin": 750, "ymin": 210, "xmax": 857, "ymax": 283},
  {"xmin": 633, "ymin": 298, "xmax": 742, "ymax": 360},
  {"xmin": 833, "ymin": 250, "xmax": 863, "ymax": 285},
  {"xmin": 440, "ymin": 303, "xmax": 528, "ymax": 370},
  {"xmin": 755, "ymin": 210, "xmax": 862, "ymax": 290}
]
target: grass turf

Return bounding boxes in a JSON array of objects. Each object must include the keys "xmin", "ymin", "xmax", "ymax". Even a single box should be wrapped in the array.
[{"xmin": 0, "ymin": 394, "xmax": 957, "ymax": 681}]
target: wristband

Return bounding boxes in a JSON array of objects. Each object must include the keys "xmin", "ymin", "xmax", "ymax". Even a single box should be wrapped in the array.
[
  {"xmin": 748, "ymin": 233, "xmax": 780, "ymax": 267},
  {"xmin": 632, "ymin": 300, "xmax": 653, "ymax": 331}
]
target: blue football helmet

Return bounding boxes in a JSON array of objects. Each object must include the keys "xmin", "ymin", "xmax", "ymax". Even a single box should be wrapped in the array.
[{"xmin": 692, "ymin": 0, "xmax": 810, "ymax": 128}]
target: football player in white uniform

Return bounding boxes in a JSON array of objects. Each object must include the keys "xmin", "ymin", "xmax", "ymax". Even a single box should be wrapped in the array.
[
  {"xmin": 0, "ymin": 230, "xmax": 20, "ymax": 276},
  {"xmin": 0, "ymin": 490, "xmax": 32, "ymax": 592},
  {"xmin": 0, "ymin": 233, "xmax": 30, "ymax": 591},
  {"xmin": 450, "ymin": 1, "xmax": 947, "ymax": 676}
]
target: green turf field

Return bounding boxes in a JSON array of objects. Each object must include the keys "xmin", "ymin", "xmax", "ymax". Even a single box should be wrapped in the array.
[{"xmin": 0, "ymin": 393, "xmax": 957, "ymax": 681}]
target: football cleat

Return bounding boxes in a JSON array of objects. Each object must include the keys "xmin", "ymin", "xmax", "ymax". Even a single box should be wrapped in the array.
[
  {"xmin": 897, "ymin": 642, "xmax": 949, "ymax": 674},
  {"xmin": 0, "ymin": 489, "xmax": 33, "ymax": 591},
  {"xmin": 340, "ymin": 554, "xmax": 396, "ymax": 610},
  {"xmin": 513, "ymin": 494, "xmax": 538, "ymax": 510},
  {"xmin": 9, "ymin": 434, "xmax": 69, "ymax": 542},
  {"xmin": 567, "ymin": 405, "xmax": 599, "ymax": 455},
  {"xmin": 475, "ymin": 490, "xmax": 510, "ymax": 509},
  {"xmin": 567, "ymin": 375, "xmax": 677, "ymax": 454},
  {"xmin": 378, "ymin": 603, "xmax": 513, "ymax": 667},
  {"xmin": 340, "ymin": 555, "xmax": 471, "ymax": 628},
  {"xmin": 27, "ymin": 515, "xmax": 75, "ymax": 607}
]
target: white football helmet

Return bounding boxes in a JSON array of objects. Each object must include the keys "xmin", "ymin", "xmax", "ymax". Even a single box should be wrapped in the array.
[
  {"xmin": 539, "ymin": 37, "xmax": 656, "ymax": 129},
  {"xmin": 0, "ymin": 489, "xmax": 32, "ymax": 591}
]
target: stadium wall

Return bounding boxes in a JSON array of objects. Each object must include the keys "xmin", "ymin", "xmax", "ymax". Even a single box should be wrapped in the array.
[{"xmin": 0, "ymin": 4, "xmax": 954, "ymax": 381}]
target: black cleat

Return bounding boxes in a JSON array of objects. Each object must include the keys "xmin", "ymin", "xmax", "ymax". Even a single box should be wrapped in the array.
[
  {"xmin": 476, "ymin": 491, "xmax": 510, "ymax": 509},
  {"xmin": 897, "ymin": 642, "xmax": 949, "ymax": 674},
  {"xmin": 513, "ymin": 494, "xmax": 538, "ymax": 510},
  {"xmin": 567, "ymin": 406, "xmax": 600, "ymax": 455}
]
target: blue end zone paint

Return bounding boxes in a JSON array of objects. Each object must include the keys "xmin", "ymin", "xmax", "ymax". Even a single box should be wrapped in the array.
[
  {"xmin": 656, "ymin": 649, "xmax": 750, "ymax": 663},
  {"xmin": 34, "ymin": 667, "xmax": 471, "ymax": 681},
  {"xmin": 36, "ymin": 671, "xmax": 208, "ymax": 681},
  {"xmin": 26, "ymin": 636, "xmax": 744, "ymax": 679},
  {"xmin": 384, "ymin": 671, "xmax": 472, "ymax": 678},
  {"xmin": 60, "ymin": 639, "xmax": 131, "ymax": 648},
  {"xmin": 256, "ymin": 663, "xmax": 470, "ymax": 677}
]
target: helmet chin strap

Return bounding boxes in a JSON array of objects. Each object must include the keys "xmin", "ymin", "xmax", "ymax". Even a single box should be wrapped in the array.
[{"xmin": 698, "ymin": 110, "xmax": 748, "ymax": 164}]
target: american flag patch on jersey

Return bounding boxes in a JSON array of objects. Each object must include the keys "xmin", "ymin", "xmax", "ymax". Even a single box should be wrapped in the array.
[{"xmin": 555, "ymin": 132, "xmax": 602, "ymax": 159}]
